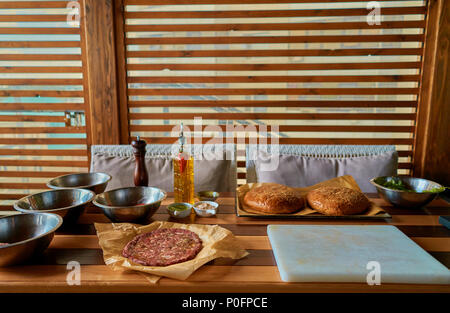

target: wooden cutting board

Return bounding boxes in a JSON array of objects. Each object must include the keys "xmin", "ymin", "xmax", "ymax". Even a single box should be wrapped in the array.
[{"xmin": 267, "ymin": 225, "xmax": 450, "ymax": 284}]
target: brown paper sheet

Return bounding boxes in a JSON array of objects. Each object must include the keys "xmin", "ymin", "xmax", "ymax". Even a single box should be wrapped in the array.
[
  {"xmin": 95, "ymin": 221, "xmax": 249, "ymax": 283},
  {"xmin": 237, "ymin": 175, "xmax": 388, "ymax": 218}
]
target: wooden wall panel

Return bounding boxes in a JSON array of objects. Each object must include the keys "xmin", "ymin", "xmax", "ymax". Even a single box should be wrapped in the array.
[
  {"xmin": 414, "ymin": 0, "xmax": 450, "ymax": 185},
  {"xmin": 82, "ymin": 0, "xmax": 121, "ymax": 145}
]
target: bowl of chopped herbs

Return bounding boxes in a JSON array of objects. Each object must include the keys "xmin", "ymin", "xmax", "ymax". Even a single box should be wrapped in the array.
[{"xmin": 370, "ymin": 176, "xmax": 446, "ymax": 208}]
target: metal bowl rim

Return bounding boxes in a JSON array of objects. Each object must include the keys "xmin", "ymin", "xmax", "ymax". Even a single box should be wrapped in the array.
[
  {"xmin": 370, "ymin": 176, "xmax": 444, "ymax": 194},
  {"xmin": 46, "ymin": 172, "xmax": 112, "ymax": 190},
  {"xmin": 0, "ymin": 213, "xmax": 63, "ymax": 249},
  {"xmin": 93, "ymin": 186, "xmax": 167, "ymax": 210},
  {"xmin": 13, "ymin": 188, "xmax": 95, "ymax": 213}
]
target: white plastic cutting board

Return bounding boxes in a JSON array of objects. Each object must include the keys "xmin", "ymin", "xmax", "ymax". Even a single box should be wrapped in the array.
[{"xmin": 267, "ymin": 225, "xmax": 450, "ymax": 284}]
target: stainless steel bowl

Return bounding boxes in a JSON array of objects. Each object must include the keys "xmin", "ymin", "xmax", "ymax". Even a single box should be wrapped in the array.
[
  {"xmin": 14, "ymin": 189, "xmax": 95, "ymax": 225},
  {"xmin": 47, "ymin": 172, "xmax": 111, "ymax": 194},
  {"xmin": 196, "ymin": 191, "xmax": 220, "ymax": 202},
  {"xmin": 93, "ymin": 186, "xmax": 167, "ymax": 223},
  {"xmin": 0, "ymin": 213, "xmax": 63, "ymax": 266},
  {"xmin": 370, "ymin": 176, "xmax": 444, "ymax": 208}
]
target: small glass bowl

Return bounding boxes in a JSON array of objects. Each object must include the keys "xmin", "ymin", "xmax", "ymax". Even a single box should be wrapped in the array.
[
  {"xmin": 193, "ymin": 201, "xmax": 219, "ymax": 217},
  {"xmin": 167, "ymin": 202, "xmax": 192, "ymax": 219},
  {"xmin": 196, "ymin": 191, "xmax": 220, "ymax": 202}
]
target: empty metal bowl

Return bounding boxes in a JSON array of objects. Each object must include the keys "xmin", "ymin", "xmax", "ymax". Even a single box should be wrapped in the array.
[
  {"xmin": 47, "ymin": 172, "xmax": 111, "ymax": 194},
  {"xmin": 93, "ymin": 186, "xmax": 167, "ymax": 223},
  {"xmin": 0, "ymin": 213, "xmax": 63, "ymax": 266},
  {"xmin": 13, "ymin": 189, "xmax": 95, "ymax": 225},
  {"xmin": 370, "ymin": 176, "xmax": 445, "ymax": 208}
]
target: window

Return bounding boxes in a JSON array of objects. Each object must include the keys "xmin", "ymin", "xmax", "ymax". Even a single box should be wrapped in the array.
[
  {"xmin": 120, "ymin": 0, "xmax": 426, "ymax": 183},
  {"xmin": 0, "ymin": 0, "xmax": 90, "ymax": 210}
]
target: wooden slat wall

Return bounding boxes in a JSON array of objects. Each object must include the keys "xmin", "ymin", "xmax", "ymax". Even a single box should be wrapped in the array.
[
  {"xmin": 120, "ymin": 0, "xmax": 427, "ymax": 183},
  {"xmin": 0, "ymin": 0, "xmax": 90, "ymax": 210}
]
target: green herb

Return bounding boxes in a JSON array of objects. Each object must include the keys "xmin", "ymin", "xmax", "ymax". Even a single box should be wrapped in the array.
[
  {"xmin": 378, "ymin": 178, "xmax": 447, "ymax": 193},
  {"xmin": 169, "ymin": 204, "xmax": 189, "ymax": 211},
  {"xmin": 421, "ymin": 187, "xmax": 446, "ymax": 193},
  {"xmin": 380, "ymin": 179, "xmax": 412, "ymax": 192}
]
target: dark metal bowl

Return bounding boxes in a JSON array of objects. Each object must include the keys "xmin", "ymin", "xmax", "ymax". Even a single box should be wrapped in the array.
[
  {"xmin": 13, "ymin": 189, "xmax": 95, "ymax": 225},
  {"xmin": 47, "ymin": 172, "xmax": 111, "ymax": 194},
  {"xmin": 0, "ymin": 213, "xmax": 63, "ymax": 266},
  {"xmin": 370, "ymin": 176, "xmax": 444, "ymax": 208},
  {"xmin": 93, "ymin": 186, "xmax": 167, "ymax": 223}
]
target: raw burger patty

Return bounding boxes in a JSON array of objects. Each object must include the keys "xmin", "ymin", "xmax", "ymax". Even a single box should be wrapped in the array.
[{"xmin": 122, "ymin": 228, "xmax": 203, "ymax": 266}]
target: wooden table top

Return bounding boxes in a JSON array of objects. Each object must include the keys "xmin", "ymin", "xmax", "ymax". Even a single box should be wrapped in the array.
[{"xmin": 0, "ymin": 194, "xmax": 449, "ymax": 293}]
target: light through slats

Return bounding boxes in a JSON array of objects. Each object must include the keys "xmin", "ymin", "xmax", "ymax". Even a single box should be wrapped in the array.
[
  {"xmin": 122, "ymin": 0, "xmax": 427, "ymax": 183},
  {"xmin": 0, "ymin": 0, "xmax": 89, "ymax": 210}
]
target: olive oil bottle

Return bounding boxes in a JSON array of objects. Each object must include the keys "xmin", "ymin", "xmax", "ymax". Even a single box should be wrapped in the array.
[{"xmin": 173, "ymin": 124, "xmax": 194, "ymax": 204}]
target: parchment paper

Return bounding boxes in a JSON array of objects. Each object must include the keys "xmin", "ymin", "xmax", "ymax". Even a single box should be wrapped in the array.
[
  {"xmin": 95, "ymin": 221, "xmax": 249, "ymax": 283},
  {"xmin": 237, "ymin": 175, "xmax": 388, "ymax": 218}
]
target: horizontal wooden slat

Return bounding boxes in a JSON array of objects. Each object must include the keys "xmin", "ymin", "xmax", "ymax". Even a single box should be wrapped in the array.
[
  {"xmin": 0, "ymin": 138, "xmax": 86, "ymax": 145},
  {"xmin": 128, "ymin": 100, "xmax": 418, "ymax": 108},
  {"xmin": 128, "ymin": 48, "xmax": 423, "ymax": 58},
  {"xmin": 0, "ymin": 115, "xmax": 66, "ymax": 122},
  {"xmin": 127, "ymin": 35, "xmax": 424, "ymax": 45},
  {"xmin": 127, "ymin": 62, "xmax": 422, "ymax": 71},
  {"xmin": 0, "ymin": 55, "xmax": 81, "ymax": 61},
  {"xmin": 0, "ymin": 171, "xmax": 79, "ymax": 178},
  {"xmin": 0, "ymin": 67, "xmax": 82, "ymax": 73},
  {"xmin": 130, "ymin": 125, "xmax": 414, "ymax": 133},
  {"xmin": 0, "ymin": 90, "xmax": 83, "ymax": 97},
  {"xmin": 0, "ymin": 183, "xmax": 48, "ymax": 189},
  {"xmin": 0, "ymin": 42, "xmax": 80, "ymax": 48},
  {"xmin": 127, "ymin": 88, "xmax": 419, "ymax": 96},
  {"xmin": 0, "ymin": 28, "xmax": 79, "ymax": 35},
  {"xmin": 136, "ymin": 137, "xmax": 414, "ymax": 145},
  {"xmin": 0, "ymin": 1, "xmax": 72, "ymax": 8},
  {"xmin": 47, "ymin": 234, "xmax": 450, "ymax": 253},
  {"xmin": 0, "ymin": 15, "xmax": 69, "ymax": 22},
  {"xmin": 0, "ymin": 194, "xmax": 26, "ymax": 200},
  {"xmin": 125, "ymin": 21, "xmax": 426, "ymax": 32},
  {"xmin": 129, "ymin": 112, "xmax": 416, "ymax": 120},
  {"xmin": 125, "ymin": 7, "xmax": 427, "ymax": 19},
  {"xmin": 0, "ymin": 127, "xmax": 86, "ymax": 134},
  {"xmin": 0, "ymin": 149, "xmax": 87, "ymax": 156},
  {"xmin": 128, "ymin": 75, "xmax": 421, "ymax": 84},
  {"xmin": 0, "ymin": 160, "xmax": 88, "ymax": 167},
  {"xmin": 0, "ymin": 103, "xmax": 85, "ymax": 111},
  {"xmin": 0, "ymin": 79, "xmax": 83, "ymax": 85}
]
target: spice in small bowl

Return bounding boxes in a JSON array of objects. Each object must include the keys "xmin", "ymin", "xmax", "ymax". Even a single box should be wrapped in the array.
[
  {"xmin": 193, "ymin": 201, "xmax": 219, "ymax": 217},
  {"xmin": 196, "ymin": 191, "xmax": 219, "ymax": 202},
  {"xmin": 167, "ymin": 202, "xmax": 192, "ymax": 219}
]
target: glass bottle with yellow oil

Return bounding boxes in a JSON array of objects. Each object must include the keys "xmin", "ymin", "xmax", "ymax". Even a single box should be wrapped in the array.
[{"xmin": 173, "ymin": 123, "xmax": 194, "ymax": 205}]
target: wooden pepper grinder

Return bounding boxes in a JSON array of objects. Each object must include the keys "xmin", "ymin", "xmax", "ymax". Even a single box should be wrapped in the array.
[{"xmin": 131, "ymin": 136, "xmax": 148, "ymax": 186}]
